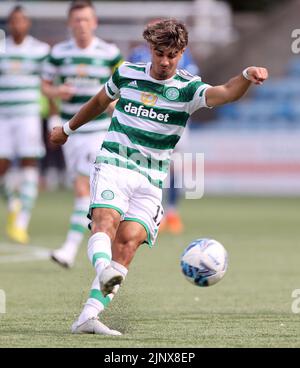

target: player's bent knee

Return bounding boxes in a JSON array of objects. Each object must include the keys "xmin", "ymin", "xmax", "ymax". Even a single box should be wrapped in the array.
[
  {"xmin": 90, "ymin": 208, "xmax": 120, "ymax": 239},
  {"xmin": 0, "ymin": 160, "xmax": 11, "ymax": 176}
]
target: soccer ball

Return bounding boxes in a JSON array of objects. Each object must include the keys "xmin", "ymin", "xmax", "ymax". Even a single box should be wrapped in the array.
[{"xmin": 180, "ymin": 238, "xmax": 228, "ymax": 287}]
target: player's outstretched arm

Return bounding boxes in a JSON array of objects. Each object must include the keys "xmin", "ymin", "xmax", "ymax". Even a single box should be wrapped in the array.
[
  {"xmin": 50, "ymin": 88, "xmax": 113, "ymax": 145},
  {"xmin": 205, "ymin": 66, "xmax": 268, "ymax": 107},
  {"xmin": 41, "ymin": 80, "xmax": 75, "ymax": 101}
]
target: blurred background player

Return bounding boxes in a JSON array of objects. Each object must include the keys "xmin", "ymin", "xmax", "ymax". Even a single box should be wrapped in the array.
[
  {"xmin": 128, "ymin": 24, "xmax": 200, "ymax": 235},
  {"xmin": 42, "ymin": 0, "xmax": 123, "ymax": 268},
  {"xmin": 0, "ymin": 6, "xmax": 50, "ymax": 244}
]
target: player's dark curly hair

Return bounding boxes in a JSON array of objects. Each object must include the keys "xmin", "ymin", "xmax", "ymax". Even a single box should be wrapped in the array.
[{"xmin": 143, "ymin": 18, "xmax": 188, "ymax": 51}]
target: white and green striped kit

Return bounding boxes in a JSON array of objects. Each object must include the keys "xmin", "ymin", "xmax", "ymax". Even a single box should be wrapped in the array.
[
  {"xmin": 0, "ymin": 36, "xmax": 50, "ymax": 117},
  {"xmin": 101, "ymin": 62, "xmax": 211, "ymax": 188},
  {"xmin": 43, "ymin": 37, "xmax": 122, "ymax": 133}
]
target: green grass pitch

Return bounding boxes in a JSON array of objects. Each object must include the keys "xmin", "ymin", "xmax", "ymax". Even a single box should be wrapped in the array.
[{"xmin": 0, "ymin": 191, "xmax": 300, "ymax": 347}]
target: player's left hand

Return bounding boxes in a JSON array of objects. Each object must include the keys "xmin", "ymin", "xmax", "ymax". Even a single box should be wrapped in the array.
[
  {"xmin": 246, "ymin": 67, "xmax": 269, "ymax": 85},
  {"xmin": 49, "ymin": 126, "xmax": 68, "ymax": 146}
]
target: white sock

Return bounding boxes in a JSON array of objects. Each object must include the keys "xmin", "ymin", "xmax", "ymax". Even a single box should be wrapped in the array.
[
  {"xmin": 111, "ymin": 260, "xmax": 128, "ymax": 278},
  {"xmin": 16, "ymin": 167, "xmax": 39, "ymax": 230},
  {"xmin": 5, "ymin": 168, "xmax": 21, "ymax": 210},
  {"xmin": 69, "ymin": 197, "xmax": 90, "ymax": 236},
  {"xmin": 59, "ymin": 232, "xmax": 82, "ymax": 259},
  {"xmin": 0, "ymin": 173, "xmax": 20, "ymax": 211},
  {"xmin": 87, "ymin": 232, "xmax": 112, "ymax": 276},
  {"xmin": 60, "ymin": 197, "xmax": 90, "ymax": 260},
  {"xmin": 8, "ymin": 197, "xmax": 21, "ymax": 213},
  {"xmin": 77, "ymin": 270, "xmax": 125, "ymax": 325}
]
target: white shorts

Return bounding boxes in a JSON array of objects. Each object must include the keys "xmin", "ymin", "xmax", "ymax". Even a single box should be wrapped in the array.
[
  {"xmin": 89, "ymin": 163, "xmax": 164, "ymax": 247},
  {"xmin": 63, "ymin": 131, "xmax": 106, "ymax": 179},
  {"xmin": 0, "ymin": 115, "xmax": 45, "ymax": 159}
]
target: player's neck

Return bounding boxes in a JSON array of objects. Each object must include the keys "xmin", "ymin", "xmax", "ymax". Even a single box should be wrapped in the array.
[
  {"xmin": 149, "ymin": 66, "xmax": 175, "ymax": 81},
  {"xmin": 74, "ymin": 36, "xmax": 94, "ymax": 49},
  {"xmin": 12, "ymin": 34, "xmax": 27, "ymax": 45}
]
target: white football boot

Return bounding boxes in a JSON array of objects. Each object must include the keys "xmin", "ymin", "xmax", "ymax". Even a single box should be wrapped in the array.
[
  {"xmin": 71, "ymin": 317, "xmax": 122, "ymax": 336},
  {"xmin": 50, "ymin": 247, "xmax": 75, "ymax": 269},
  {"xmin": 100, "ymin": 265, "xmax": 124, "ymax": 297}
]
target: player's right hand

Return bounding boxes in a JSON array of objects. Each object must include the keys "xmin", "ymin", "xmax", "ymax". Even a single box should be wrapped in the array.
[
  {"xmin": 50, "ymin": 126, "xmax": 68, "ymax": 145},
  {"xmin": 57, "ymin": 84, "xmax": 76, "ymax": 101}
]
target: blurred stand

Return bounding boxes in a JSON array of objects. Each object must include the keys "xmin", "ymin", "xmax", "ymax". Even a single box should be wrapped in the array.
[
  {"xmin": 1, "ymin": 0, "xmax": 299, "ymax": 196},
  {"xmin": 0, "ymin": 1, "xmax": 236, "ymax": 59}
]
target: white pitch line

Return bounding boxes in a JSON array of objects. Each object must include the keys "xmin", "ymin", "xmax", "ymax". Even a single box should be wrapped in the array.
[
  {"xmin": 0, "ymin": 242, "xmax": 51, "ymax": 264},
  {"xmin": 0, "ymin": 243, "xmax": 49, "ymax": 253}
]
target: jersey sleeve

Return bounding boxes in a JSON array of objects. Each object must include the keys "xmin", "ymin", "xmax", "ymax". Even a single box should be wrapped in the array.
[
  {"xmin": 107, "ymin": 45, "xmax": 124, "ymax": 72},
  {"xmin": 188, "ymin": 81, "xmax": 212, "ymax": 114},
  {"xmin": 110, "ymin": 52, "xmax": 123, "ymax": 71},
  {"xmin": 37, "ymin": 47, "xmax": 50, "ymax": 75},
  {"xmin": 105, "ymin": 66, "xmax": 122, "ymax": 100},
  {"xmin": 42, "ymin": 50, "xmax": 59, "ymax": 82}
]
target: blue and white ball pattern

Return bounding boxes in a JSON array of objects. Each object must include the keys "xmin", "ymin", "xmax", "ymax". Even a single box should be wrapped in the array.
[{"xmin": 181, "ymin": 238, "xmax": 228, "ymax": 287}]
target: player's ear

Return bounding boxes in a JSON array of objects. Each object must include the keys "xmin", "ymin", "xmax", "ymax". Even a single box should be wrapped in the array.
[{"xmin": 26, "ymin": 17, "xmax": 32, "ymax": 29}]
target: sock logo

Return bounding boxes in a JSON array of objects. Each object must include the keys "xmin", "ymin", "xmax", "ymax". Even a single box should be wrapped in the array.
[{"xmin": 101, "ymin": 190, "xmax": 114, "ymax": 200}]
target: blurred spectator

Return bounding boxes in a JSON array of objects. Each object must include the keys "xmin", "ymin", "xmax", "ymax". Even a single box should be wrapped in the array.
[
  {"xmin": 0, "ymin": 5, "xmax": 50, "ymax": 244},
  {"xmin": 42, "ymin": 0, "xmax": 123, "ymax": 268}
]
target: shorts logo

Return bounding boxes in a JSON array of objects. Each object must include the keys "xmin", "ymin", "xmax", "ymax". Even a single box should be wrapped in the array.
[
  {"xmin": 141, "ymin": 92, "xmax": 157, "ymax": 106},
  {"xmin": 101, "ymin": 190, "xmax": 114, "ymax": 200},
  {"xmin": 165, "ymin": 87, "xmax": 180, "ymax": 101}
]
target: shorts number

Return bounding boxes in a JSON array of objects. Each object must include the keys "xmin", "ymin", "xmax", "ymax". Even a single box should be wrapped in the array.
[{"xmin": 153, "ymin": 205, "xmax": 164, "ymax": 226}]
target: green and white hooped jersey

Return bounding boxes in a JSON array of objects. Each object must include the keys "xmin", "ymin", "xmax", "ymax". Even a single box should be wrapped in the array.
[
  {"xmin": 43, "ymin": 37, "xmax": 122, "ymax": 134},
  {"xmin": 99, "ymin": 61, "xmax": 211, "ymax": 188},
  {"xmin": 0, "ymin": 36, "xmax": 50, "ymax": 117}
]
